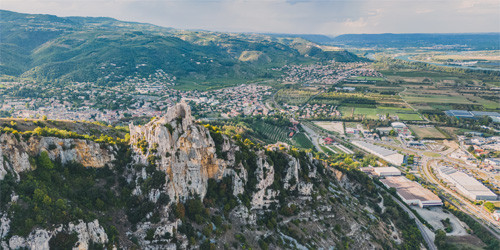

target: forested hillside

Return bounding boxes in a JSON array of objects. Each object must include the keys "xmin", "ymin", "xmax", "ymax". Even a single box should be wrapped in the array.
[{"xmin": 0, "ymin": 10, "xmax": 363, "ymax": 86}]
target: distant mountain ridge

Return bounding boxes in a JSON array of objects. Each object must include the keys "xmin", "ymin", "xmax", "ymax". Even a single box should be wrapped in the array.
[
  {"xmin": 264, "ymin": 32, "xmax": 500, "ymax": 50},
  {"xmin": 0, "ymin": 10, "xmax": 364, "ymax": 85},
  {"xmin": 330, "ymin": 33, "xmax": 500, "ymax": 50}
]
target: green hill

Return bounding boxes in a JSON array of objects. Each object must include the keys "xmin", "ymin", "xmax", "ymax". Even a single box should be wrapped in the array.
[{"xmin": 0, "ymin": 10, "xmax": 365, "ymax": 86}]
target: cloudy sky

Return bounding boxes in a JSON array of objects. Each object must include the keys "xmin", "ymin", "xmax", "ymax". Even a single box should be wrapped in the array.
[{"xmin": 2, "ymin": 0, "xmax": 499, "ymax": 35}]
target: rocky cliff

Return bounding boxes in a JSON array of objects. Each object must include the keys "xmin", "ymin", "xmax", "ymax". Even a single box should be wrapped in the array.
[
  {"xmin": 129, "ymin": 102, "xmax": 228, "ymax": 202},
  {"xmin": 0, "ymin": 103, "xmax": 424, "ymax": 249},
  {"xmin": 0, "ymin": 133, "xmax": 116, "ymax": 180}
]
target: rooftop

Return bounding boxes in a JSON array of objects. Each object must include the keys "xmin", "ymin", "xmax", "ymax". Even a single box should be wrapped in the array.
[
  {"xmin": 381, "ymin": 176, "xmax": 441, "ymax": 202},
  {"xmin": 352, "ymin": 141, "xmax": 397, "ymax": 157}
]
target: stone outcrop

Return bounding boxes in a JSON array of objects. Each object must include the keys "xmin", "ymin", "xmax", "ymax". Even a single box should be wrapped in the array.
[
  {"xmin": 129, "ymin": 102, "xmax": 231, "ymax": 201},
  {"xmin": 68, "ymin": 220, "xmax": 109, "ymax": 249},
  {"xmin": 0, "ymin": 133, "xmax": 116, "ymax": 180},
  {"xmin": 1, "ymin": 219, "xmax": 109, "ymax": 250},
  {"xmin": 251, "ymin": 152, "xmax": 278, "ymax": 209}
]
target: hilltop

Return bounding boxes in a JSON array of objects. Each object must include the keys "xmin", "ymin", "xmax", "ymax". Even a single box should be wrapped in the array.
[{"xmin": 0, "ymin": 10, "xmax": 364, "ymax": 87}]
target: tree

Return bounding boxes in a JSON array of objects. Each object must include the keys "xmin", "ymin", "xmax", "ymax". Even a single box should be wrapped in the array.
[
  {"xmin": 434, "ymin": 229, "xmax": 448, "ymax": 249},
  {"xmin": 38, "ymin": 151, "xmax": 54, "ymax": 170},
  {"xmin": 174, "ymin": 202, "xmax": 185, "ymax": 220},
  {"xmin": 484, "ymin": 202, "xmax": 496, "ymax": 213},
  {"xmin": 42, "ymin": 115, "xmax": 48, "ymax": 121}
]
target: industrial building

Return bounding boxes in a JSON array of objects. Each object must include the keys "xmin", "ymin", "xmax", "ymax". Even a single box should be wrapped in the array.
[
  {"xmin": 445, "ymin": 110, "xmax": 500, "ymax": 122},
  {"xmin": 381, "ymin": 176, "xmax": 443, "ymax": 208},
  {"xmin": 437, "ymin": 166, "xmax": 498, "ymax": 201},
  {"xmin": 352, "ymin": 141, "xmax": 404, "ymax": 166},
  {"xmin": 373, "ymin": 167, "xmax": 401, "ymax": 176}
]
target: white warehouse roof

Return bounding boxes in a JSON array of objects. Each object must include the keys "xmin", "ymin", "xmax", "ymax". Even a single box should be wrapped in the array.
[
  {"xmin": 391, "ymin": 122, "xmax": 407, "ymax": 128},
  {"xmin": 439, "ymin": 167, "xmax": 497, "ymax": 200},
  {"xmin": 352, "ymin": 141, "xmax": 405, "ymax": 166},
  {"xmin": 374, "ymin": 167, "xmax": 401, "ymax": 176}
]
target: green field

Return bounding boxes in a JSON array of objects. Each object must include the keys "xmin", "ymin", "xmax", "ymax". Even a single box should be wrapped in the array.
[
  {"xmin": 349, "ymin": 76, "xmax": 385, "ymax": 81},
  {"xmin": 321, "ymin": 145, "xmax": 336, "ymax": 155},
  {"xmin": 342, "ymin": 107, "xmax": 423, "ymax": 121},
  {"xmin": 292, "ymin": 133, "xmax": 314, "ymax": 149},
  {"xmin": 275, "ymin": 89, "xmax": 319, "ymax": 105},
  {"xmin": 401, "ymin": 94, "xmax": 474, "ymax": 104},
  {"xmin": 408, "ymin": 125, "xmax": 448, "ymax": 139},
  {"xmin": 252, "ymin": 121, "xmax": 291, "ymax": 143}
]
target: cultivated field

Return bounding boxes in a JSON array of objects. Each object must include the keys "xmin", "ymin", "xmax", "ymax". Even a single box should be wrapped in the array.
[
  {"xmin": 340, "ymin": 106, "xmax": 423, "ymax": 121},
  {"xmin": 313, "ymin": 121, "xmax": 344, "ymax": 134},
  {"xmin": 252, "ymin": 121, "xmax": 291, "ymax": 143},
  {"xmin": 292, "ymin": 133, "xmax": 314, "ymax": 149},
  {"xmin": 409, "ymin": 125, "xmax": 448, "ymax": 139}
]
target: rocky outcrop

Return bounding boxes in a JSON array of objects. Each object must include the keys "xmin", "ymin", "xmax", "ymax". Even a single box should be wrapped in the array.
[
  {"xmin": 0, "ymin": 133, "xmax": 116, "ymax": 180},
  {"xmin": 251, "ymin": 153, "xmax": 278, "ymax": 209},
  {"xmin": 2, "ymin": 219, "xmax": 109, "ymax": 250},
  {"xmin": 68, "ymin": 220, "xmax": 109, "ymax": 249},
  {"xmin": 8, "ymin": 229, "xmax": 51, "ymax": 250},
  {"xmin": 129, "ymin": 102, "xmax": 231, "ymax": 201}
]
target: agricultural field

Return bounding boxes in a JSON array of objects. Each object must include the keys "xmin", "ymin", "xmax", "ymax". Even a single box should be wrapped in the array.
[
  {"xmin": 340, "ymin": 106, "xmax": 423, "ymax": 121},
  {"xmin": 320, "ymin": 145, "xmax": 337, "ymax": 155},
  {"xmin": 408, "ymin": 125, "xmax": 448, "ymax": 139},
  {"xmin": 252, "ymin": 121, "xmax": 291, "ymax": 143},
  {"xmin": 292, "ymin": 133, "xmax": 314, "ymax": 149},
  {"xmin": 400, "ymin": 92, "xmax": 499, "ymax": 111},
  {"xmin": 275, "ymin": 88, "xmax": 319, "ymax": 105},
  {"xmin": 349, "ymin": 76, "xmax": 385, "ymax": 81},
  {"xmin": 313, "ymin": 121, "xmax": 344, "ymax": 134},
  {"xmin": 401, "ymin": 94, "xmax": 472, "ymax": 104}
]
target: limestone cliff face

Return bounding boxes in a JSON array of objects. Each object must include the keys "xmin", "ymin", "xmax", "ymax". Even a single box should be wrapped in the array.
[
  {"xmin": 0, "ymin": 133, "xmax": 116, "ymax": 180},
  {"xmin": 1, "ymin": 216, "xmax": 108, "ymax": 250},
  {"xmin": 129, "ymin": 102, "xmax": 323, "ymax": 209},
  {"xmin": 129, "ymin": 102, "xmax": 231, "ymax": 201}
]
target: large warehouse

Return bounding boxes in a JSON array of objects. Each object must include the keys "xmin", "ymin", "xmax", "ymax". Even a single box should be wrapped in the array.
[
  {"xmin": 373, "ymin": 167, "xmax": 401, "ymax": 176},
  {"xmin": 438, "ymin": 166, "xmax": 498, "ymax": 201},
  {"xmin": 381, "ymin": 176, "xmax": 443, "ymax": 208},
  {"xmin": 352, "ymin": 141, "xmax": 404, "ymax": 166}
]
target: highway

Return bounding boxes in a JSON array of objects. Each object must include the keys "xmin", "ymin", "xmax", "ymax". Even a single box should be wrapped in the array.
[
  {"xmin": 423, "ymin": 159, "xmax": 500, "ymax": 238},
  {"xmin": 372, "ymin": 139, "xmax": 500, "ymax": 235}
]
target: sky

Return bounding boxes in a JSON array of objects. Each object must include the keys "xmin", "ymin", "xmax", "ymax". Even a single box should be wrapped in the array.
[{"xmin": 2, "ymin": 0, "xmax": 499, "ymax": 35}]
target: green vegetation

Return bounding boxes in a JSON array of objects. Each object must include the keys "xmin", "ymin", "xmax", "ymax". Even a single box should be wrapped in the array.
[
  {"xmin": 408, "ymin": 125, "xmax": 448, "ymax": 140},
  {"xmin": 292, "ymin": 133, "xmax": 314, "ymax": 149},
  {"xmin": 350, "ymin": 107, "xmax": 422, "ymax": 121},
  {"xmin": 0, "ymin": 125, "xmax": 128, "ymax": 145},
  {"xmin": 484, "ymin": 202, "xmax": 496, "ymax": 213},
  {"xmin": 444, "ymin": 201, "xmax": 499, "ymax": 249},
  {"xmin": 0, "ymin": 10, "xmax": 362, "ymax": 87}
]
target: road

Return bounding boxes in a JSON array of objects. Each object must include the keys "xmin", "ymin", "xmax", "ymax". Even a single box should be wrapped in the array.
[
  {"xmin": 423, "ymin": 159, "xmax": 500, "ymax": 238},
  {"xmin": 398, "ymin": 87, "xmax": 430, "ymax": 122},
  {"xmin": 300, "ymin": 122, "xmax": 324, "ymax": 153},
  {"xmin": 390, "ymin": 195, "xmax": 437, "ymax": 250},
  {"xmin": 370, "ymin": 138, "xmax": 500, "ymax": 235}
]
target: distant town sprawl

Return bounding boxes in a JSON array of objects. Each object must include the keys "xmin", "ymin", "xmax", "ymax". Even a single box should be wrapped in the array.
[{"xmin": 0, "ymin": 62, "xmax": 381, "ymax": 122}]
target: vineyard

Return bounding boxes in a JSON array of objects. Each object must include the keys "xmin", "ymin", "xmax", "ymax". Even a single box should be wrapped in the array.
[{"xmin": 252, "ymin": 121, "xmax": 291, "ymax": 143}]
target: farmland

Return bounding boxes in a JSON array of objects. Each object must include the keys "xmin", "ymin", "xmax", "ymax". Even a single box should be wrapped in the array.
[
  {"xmin": 252, "ymin": 121, "xmax": 291, "ymax": 143},
  {"xmin": 275, "ymin": 88, "xmax": 319, "ymax": 105},
  {"xmin": 408, "ymin": 125, "xmax": 448, "ymax": 139},
  {"xmin": 340, "ymin": 106, "xmax": 423, "ymax": 121},
  {"xmin": 313, "ymin": 121, "xmax": 344, "ymax": 134},
  {"xmin": 292, "ymin": 133, "xmax": 315, "ymax": 149},
  {"xmin": 349, "ymin": 76, "xmax": 385, "ymax": 81}
]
